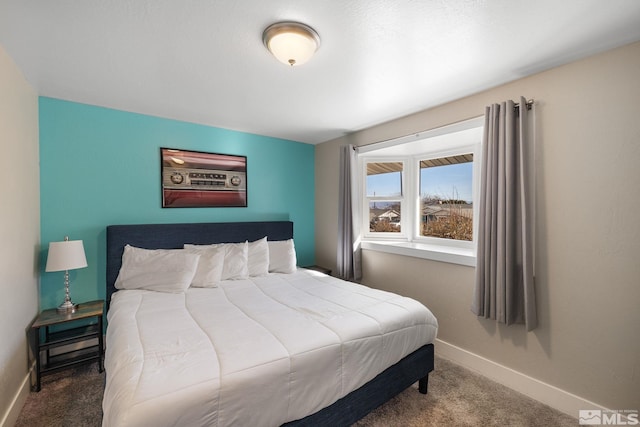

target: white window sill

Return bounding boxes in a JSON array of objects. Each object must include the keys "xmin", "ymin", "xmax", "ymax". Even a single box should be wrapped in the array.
[{"xmin": 361, "ymin": 240, "xmax": 476, "ymax": 267}]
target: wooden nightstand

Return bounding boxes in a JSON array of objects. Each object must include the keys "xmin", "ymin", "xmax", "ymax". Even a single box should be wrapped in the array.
[{"xmin": 30, "ymin": 299, "xmax": 104, "ymax": 391}]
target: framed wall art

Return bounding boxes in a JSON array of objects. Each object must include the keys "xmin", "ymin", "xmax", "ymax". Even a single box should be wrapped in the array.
[{"xmin": 161, "ymin": 148, "xmax": 247, "ymax": 208}]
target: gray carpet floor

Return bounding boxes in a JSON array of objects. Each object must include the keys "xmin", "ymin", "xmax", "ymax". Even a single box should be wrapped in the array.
[{"xmin": 16, "ymin": 356, "xmax": 577, "ymax": 426}]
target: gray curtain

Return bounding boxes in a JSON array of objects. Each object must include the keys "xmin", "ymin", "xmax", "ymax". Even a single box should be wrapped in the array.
[
  {"xmin": 472, "ymin": 97, "xmax": 537, "ymax": 331},
  {"xmin": 337, "ymin": 144, "xmax": 362, "ymax": 281}
]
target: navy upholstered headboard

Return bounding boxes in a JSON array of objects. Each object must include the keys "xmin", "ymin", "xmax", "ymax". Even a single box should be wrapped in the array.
[{"xmin": 106, "ymin": 221, "xmax": 294, "ymax": 305}]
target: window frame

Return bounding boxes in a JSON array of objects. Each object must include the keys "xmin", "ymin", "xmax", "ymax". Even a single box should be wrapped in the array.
[
  {"xmin": 357, "ymin": 117, "xmax": 483, "ymax": 266},
  {"xmin": 412, "ymin": 144, "xmax": 478, "ymax": 250},
  {"xmin": 362, "ymin": 158, "xmax": 408, "ymax": 240}
]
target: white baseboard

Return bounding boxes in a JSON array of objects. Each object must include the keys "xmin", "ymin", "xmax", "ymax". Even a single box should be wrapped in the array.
[
  {"xmin": 435, "ymin": 338, "xmax": 608, "ymax": 418},
  {"xmin": 1, "ymin": 336, "xmax": 105, "ymax": 427},
  {"xmin": 0, "ymin": 365, "xmax": 33, "ymax": 427}
]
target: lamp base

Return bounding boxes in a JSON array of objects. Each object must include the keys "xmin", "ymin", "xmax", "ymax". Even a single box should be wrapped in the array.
[{"xmin": 57, "ymin": 300, "xmax": 78, "ymax": 313}]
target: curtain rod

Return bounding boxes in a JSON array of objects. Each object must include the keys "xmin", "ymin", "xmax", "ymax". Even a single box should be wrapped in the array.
[
  {"xmin": 353, "ymin": 98, "xmax": 535, "ymax": 151},
  {"xmin": 516, "ymin": 99, "xmax": 535, "ymax": 111}
]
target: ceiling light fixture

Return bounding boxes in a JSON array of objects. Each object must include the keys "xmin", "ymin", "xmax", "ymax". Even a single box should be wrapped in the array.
[{"xmin": 263, "ymin": 22, "xmax": 320, "ymax": 67}]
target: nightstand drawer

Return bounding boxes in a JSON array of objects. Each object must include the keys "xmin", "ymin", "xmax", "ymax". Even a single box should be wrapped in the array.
[{"xmin": 39, "ymin": 323, "xmax": 101, "ymax": 350}]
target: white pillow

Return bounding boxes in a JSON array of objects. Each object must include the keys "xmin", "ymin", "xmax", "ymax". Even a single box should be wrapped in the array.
[
  {"xmin": 114, "ymin": 245, "xmax": 199, "ymax": 293},
  {"xmin": 268, "ymin": 239, "xmax": 297, "ymax": 274},
  {"xmin": 185, "ymin": 241, "xmax": 249, "ymax": 280},
  {"xmin": 248, "ymin": 237, "xmax": 269, "ymax": 277},
  {"xmin": 183, "ymin": 245, "xmax": 225, "ymax": 287}
]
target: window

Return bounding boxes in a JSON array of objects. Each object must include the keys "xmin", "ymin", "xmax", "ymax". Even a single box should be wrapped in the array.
[
  {"xmin": 357, "ymin": 117, "xmax": 483, "ymax": 266},
  {"xmin": 366, "ymin": 162, "xmax": 403, "ymax": 233},
  {"xmin": 420, "ymin": 154, "xmax": 473, "ymax": 241}
]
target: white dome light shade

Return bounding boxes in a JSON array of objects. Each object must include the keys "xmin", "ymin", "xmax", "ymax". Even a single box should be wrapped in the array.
[{"xmin": 263, "ymin": 22, "xmax": 320, "ymax": 67}]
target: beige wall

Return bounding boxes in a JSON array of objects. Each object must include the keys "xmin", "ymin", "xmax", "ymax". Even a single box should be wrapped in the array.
[
  {"xmin": 0, "ymin": 45, "xmax": 40, "ymax": 426},
  {"xmin": 315, "ymin": 41, "xmax": 640, "ymax": 410}
]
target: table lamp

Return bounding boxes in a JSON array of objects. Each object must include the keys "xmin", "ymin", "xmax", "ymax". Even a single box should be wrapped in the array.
[{"xmin": 45, "ymin": 236, "xmax": 88, "ymax": 313}]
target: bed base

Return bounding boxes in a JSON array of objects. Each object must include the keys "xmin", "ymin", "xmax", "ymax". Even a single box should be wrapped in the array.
[{"xmin": 285, "ymin": 343, "xmax": 434, "ymax": 426}]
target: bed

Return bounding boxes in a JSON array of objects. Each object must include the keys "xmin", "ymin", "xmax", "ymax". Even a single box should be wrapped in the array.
[{"xmin": 103, "ymin": 221, "xmax": 437, "ymax": 426}]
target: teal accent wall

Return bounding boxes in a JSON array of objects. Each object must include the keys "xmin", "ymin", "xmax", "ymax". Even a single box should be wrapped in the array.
[{"xmin": 39, "ymin": 97, "xmax": 315, "ymax": 309}]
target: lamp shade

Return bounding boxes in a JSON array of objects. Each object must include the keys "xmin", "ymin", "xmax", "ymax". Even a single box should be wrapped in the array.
[
  {"xmin": 45, "ymin": 239, "xmax": 88, "ymax": 272},
  {"xmin": 263, "ymin": 22, "xmax": 320, "ymax": 66}
]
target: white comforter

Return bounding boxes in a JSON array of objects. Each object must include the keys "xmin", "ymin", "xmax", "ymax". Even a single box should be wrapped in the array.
[{"xmin": 102, "ymin": 268, "xmax": 438, "ymax": 427}]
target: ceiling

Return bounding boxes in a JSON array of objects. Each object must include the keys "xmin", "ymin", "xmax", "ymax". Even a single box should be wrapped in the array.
[{"xmin": 2, "ymin": 1, "xmax": 640, "ymax": 145}]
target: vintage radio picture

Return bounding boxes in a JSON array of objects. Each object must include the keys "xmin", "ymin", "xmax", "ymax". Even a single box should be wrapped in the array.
[{"xmin": 161, "ymin": 148, "xmax": 247, "ymax": 208}]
